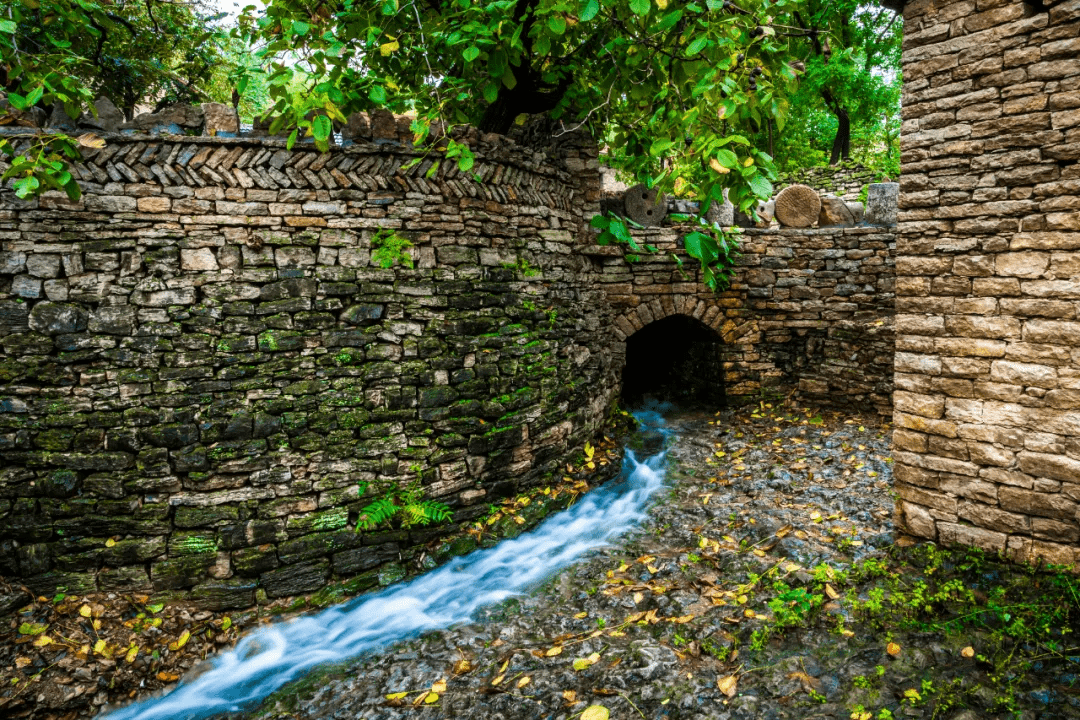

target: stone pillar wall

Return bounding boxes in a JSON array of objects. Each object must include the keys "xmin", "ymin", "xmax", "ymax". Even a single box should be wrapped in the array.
[{"xmin": 895, "ymin": 0, "xmax": 1080, "ymax": 563}]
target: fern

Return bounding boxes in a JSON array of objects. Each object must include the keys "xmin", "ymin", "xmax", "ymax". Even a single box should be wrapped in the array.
[
  {"xmin": 356, "ymin": 497, "xmax": 399, "ymax": 530},
  {"xmin": 355, "ymin": 481, "xmax": 452, "ymax": 531}
]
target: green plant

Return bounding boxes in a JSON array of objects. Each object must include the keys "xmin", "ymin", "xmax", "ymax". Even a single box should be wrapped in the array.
[
  {"xmin": 370, "ymin": 228, "xmax": 414, "ymax": 269},
  {"xmin": 355, "ymin": 479, "xmax": 451, "ymax": 531}
]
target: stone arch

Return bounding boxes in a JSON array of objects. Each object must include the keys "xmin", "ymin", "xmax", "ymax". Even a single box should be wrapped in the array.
[{"xmin": 616, "ymin": 301, "xmax": 730, "ymax": 407}]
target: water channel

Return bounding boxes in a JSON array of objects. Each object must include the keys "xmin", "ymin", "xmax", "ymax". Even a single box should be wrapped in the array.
[{"xmin": 103, "ymin": 407, "xmax": 674, "ymax": 720}]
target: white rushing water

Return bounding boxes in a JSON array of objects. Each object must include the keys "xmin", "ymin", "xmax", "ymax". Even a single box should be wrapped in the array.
[{"xmin": 103, "ymin": 408, "xmax": 672, "ymax": 720}]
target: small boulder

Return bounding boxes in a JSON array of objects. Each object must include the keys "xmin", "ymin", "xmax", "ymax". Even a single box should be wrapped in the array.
[
  {"xmin": 847, "ymin": 201, "xmax": 865, "ymax": 224},
  {"xmin": 123, "ymin": 104, "xmax": 204, "ymax": 134},
  {"xmin": 46, "ymin": 104, "xmax": 79, "ymax": 131},
  {"xmin": 706, "ymin": 190, "xmax": 735, "ymax": 227},
  {"xmin": 79, "ymin": 96, "xmax": 125, "ymax": 133},
  {"xmin": 342, "ymin": 112, "xmax": 371, "ymax": 142},
  {"xmin": 369, "ymin": 109, "xmax": 398, "ymax": 143},
  {"xmin": 817, "ymin": 195, "xmax": 855, "ymax": 227},
  {"xmin": 202, "ymin": 102, "xmax": 239, "ymax": 135}
]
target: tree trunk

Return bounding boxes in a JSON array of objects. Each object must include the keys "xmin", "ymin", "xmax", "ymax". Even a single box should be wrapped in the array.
[
  {"xmin": 478, "ymin": 92, "xmax": 521, "ymax": 135},
  {"xmin": 829, "ymin": 108, "xmax": 850, "ymax": 165},
  {"xmin": 477, "ymin": 77, "xmax": 571, "ymax": 136}
]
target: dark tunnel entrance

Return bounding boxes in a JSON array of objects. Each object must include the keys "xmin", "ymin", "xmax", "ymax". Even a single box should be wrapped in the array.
[{"xmin": 621, "ymin": 314, "xmax": 727, "ymax": 407}]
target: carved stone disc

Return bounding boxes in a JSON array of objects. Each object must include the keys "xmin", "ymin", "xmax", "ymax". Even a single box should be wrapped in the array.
[{"xmin": 624, "ymin": 184, "xmax": 667, "ymax": 227}]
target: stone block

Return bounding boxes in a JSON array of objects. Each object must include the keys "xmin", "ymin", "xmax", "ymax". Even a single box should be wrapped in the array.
[{"xmin": 261, "ymin": 559, "xmax": 330, "ymax": 598}]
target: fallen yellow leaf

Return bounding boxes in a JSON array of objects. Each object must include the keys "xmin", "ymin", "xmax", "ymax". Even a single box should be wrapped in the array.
[
  {"xmin": 961, "ymin": 646, "xmax": 975, "ymax": 658},
  {"xmin": 431, "ymin": 679, "xmax": 447, "ymax": 693},
  {"xmin": 717, "ymin": 674, "xmax": 738, "ymax": 697},
  {"xmin": 516, "ymin": 676, "xmax": 531, "ymax": 688},
  {"xmin": 887, "ymin": 642, "xmax": 901, "ymax": 657},
  {"xmin": 581, "ymin": 706, "xmax": 610, "ymax": 720}
]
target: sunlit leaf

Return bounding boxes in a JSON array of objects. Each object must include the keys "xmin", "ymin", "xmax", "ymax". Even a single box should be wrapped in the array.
[{"xmin": 581, "ymin": 706, "xmax": 610, "ymax": 720}]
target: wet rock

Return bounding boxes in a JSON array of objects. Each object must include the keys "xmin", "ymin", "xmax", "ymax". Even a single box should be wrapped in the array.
[
  {"xmin": 28, "ymin": 302, "xmax": 88, "ymax": 335},
  {"xmin": 261, "ymin": 560, "xmax": 330, "ymax": 598},
  {"xmin": 190, "ymin": 579, "xmax": 258, "ymax": 610}
]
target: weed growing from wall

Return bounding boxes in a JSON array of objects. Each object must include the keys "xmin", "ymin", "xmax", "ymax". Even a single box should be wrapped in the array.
[{"xmin": 370, "ymin": 228, "xmax": 415, "ymax": 269}]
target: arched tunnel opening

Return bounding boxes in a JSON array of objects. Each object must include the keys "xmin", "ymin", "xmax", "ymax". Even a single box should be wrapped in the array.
[{"xmin": 621, "ymin": 314, "xmax": 727, "ymax": 407}]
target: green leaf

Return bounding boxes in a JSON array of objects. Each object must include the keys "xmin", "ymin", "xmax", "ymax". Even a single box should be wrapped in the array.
[
  {"xmin": 610, "ymin": 219, "xmax": 632, "ymax": 245},
  {"xmin": 629, "ymin": 0, "xmax": 650, "ymax": 16},
  {"xmin": 482, "ymin": 82, "xmax": 499, "ymax": 103},
  {"xmin": 715, "ymin": 148, "xmax": 738, "ymax": 168},
  {"xmin": 684, "ymin": 231, "xmax": 718, "ymax": 264},
  {"xmin": 292, "ymin": 20, "xmax": 310, "ymax": 36},
  {"xmin": 649, "ymin": 138, "xmax": 675, "ymax": 156},
  {"xmin": 548, "ymin": 15, "xmax": 566, "ymax": 35},
  {"xmin": 463, "ymin": 45, "xmax": 480, "ymax": 62},
  {"xmin": 0, "ymin": 19, "xmax": 16, "ymax": 34},
  {"xmin": 312, "ymin": 115, "xmax": 332, "ymax": 142},
  {"xmin": 6, "ymin": 92, "xmax": 26, "ymax": 110},
  {"xmin": 18, "ymin": 622, "xmax": 48, "ymax": 635},
  {"xmin": 369, "ymin": 85, "xmax": 387, "ymax": 104},
  {"xmin": 686, "ymin": 35, "xmax": 708, "ymax": 55},
  {"xmin": 747, "ymin": 173, "xmax": 773, "ymax": 199},
  {"xmin": 580, "ymin": 0, "xmax": 599, "ymax": 21},
  {"xmin": 589, "ymin": 215, "xmax": 610, "ymax": 229},
  {"xmin": 13, "ymin": 176, "xmax": 39, "ymax": 198},
  {"xmin": 286, "ymin": 128, "xmax": 298, "ymax": 150}
]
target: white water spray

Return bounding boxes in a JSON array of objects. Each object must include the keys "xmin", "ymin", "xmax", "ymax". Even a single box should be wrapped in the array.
[{"xmin": 103, "ymin": 408, "xmax": 672, "ymax": 720}]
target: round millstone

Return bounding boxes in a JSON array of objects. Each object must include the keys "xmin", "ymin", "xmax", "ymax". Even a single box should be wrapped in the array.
[
  {"xmin": 774, "ymin": 184, "xmax": 821, "ymax": 228},
  {"xmin": 623, "ymin": 183, "xmax": 667, "ymax": 227}
]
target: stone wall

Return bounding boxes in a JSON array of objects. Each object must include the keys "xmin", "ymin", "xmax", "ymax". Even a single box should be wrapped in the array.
[
  {"xmin": 894, "ymin": 0, "xmax": 1080, "ymax": 564},
  {"xmin": 0, "ymin": 125, "xmax": 898, "ymax": 603},
  {"xmin": 601, "ymin": 224, "xmax": 896, "ymax": 416},
  {"xmin": 0, "ymin": 130, "xmax": 619, "ymax": 604},
  {"xmin": 777, "ymin": 162, "xmax": 895, "ymax": 201}
]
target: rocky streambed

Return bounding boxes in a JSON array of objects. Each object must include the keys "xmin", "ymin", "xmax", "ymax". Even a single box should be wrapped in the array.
[
  {"xmin": 11, "ymin": 402, "xmax": 1080, "ymax": 720},
  {"xmin": 237, "ymin": 403, "xmax": 1080, "ymax": 720},
  {"xmin": 238, "ymin": 402, "xmax": 907, "ymax": 720}
]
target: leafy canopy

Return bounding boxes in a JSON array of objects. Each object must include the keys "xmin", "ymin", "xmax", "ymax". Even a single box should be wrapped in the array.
[
  {"xmin": 0, "ymin": 0, "xmax": 236, "ymax": 199},
  {"xmin": 242, "ymin": 0, "xmax": 818, "ymax": 286}
]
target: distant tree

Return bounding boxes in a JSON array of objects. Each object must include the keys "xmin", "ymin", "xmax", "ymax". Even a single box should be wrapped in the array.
[
  {"xmin": 0, "ymin": 0, "xmax": 235, "ymax": 198},
  {"xmin": 786, "ymin": 0, "xmax": 901, "ymax": 165}
]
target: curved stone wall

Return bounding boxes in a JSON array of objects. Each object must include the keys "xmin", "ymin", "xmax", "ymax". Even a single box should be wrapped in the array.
[{"xmin": 0, "ymin": 130, "xmax": 618, "ymax": 603}]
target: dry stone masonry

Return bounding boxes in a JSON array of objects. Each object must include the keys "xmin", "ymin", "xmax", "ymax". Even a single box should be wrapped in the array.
[
  {"xmin": 0, "ymin": 116, "xmax": 898, "ymax": 602},
  {"xmin": 894, "ymin": 0, "xmax": 1080, "ymax": 564}
]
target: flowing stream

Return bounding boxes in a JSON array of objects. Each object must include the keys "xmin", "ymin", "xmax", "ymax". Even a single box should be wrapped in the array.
[{"xmin": 103, "ymin": 408, "xmax": 673, "ymax": 720}]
